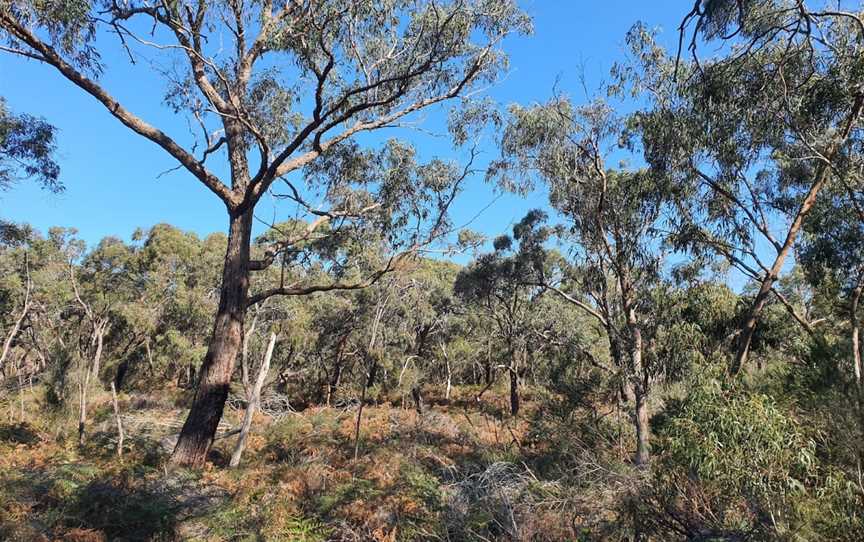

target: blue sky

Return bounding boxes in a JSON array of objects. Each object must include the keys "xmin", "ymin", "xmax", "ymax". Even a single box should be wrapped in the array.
[{"xmin": 0, "ymin": 1, "xmax": 689, "ymax": 251}]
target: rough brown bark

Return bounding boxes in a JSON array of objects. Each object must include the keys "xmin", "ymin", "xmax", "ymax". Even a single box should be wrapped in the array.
[
  {"xmin": 171, "ymin": 210, "xmax": 253, "ymax": 467},
  {"xmin": 411, "ymin": 386, "xmax": 424, "ymax": 414},
  {"xmin": 509, "ymin": 366, "xmax": 520, "ymax": 416}
]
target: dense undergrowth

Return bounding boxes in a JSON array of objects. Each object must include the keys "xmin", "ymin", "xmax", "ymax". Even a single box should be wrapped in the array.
[{"xmin": 2, "ymin": 365, "xmax": 862, "ymax": 541}]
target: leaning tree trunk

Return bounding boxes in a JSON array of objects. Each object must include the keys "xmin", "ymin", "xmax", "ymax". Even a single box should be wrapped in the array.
[
  {"xmin": 230, "ymin": 331, "xmax": 276, "ymax": 467},
  {"xmin": 731, "ymin": 93, "xmax": 864, "ymax": 375},
  {"xmin": 0, "ymin": 255, "xmax": 31, "ymax": 380},
  {"xmin": 171, "ymin": 210, "xmax": 253, "ymax": 467}
]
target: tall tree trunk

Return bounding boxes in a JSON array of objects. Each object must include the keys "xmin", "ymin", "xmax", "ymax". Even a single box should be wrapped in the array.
[
  {"xmin": 145, "ymin": 338, "xmax": 154, "ymax": 375},
  {"xmin": 78, "ymin": 325, "xmax": 105, "ymax": 446},
  {"xmin": 505, "ymin": 340, "xmax": 520, "ymax": 416},
  {"xmin": 171, "ymin": 210, "xmax": 253, "ymax": 467},
  {"xmin": 633, "ymin": 385, "xmax": 650, "ymax": 467},
  {"xmin": 625, "ymin": 303, "xmax": 650, "ymax": 466},
  {"xmin": 110, "ymin": 382, "xmax": 124, "ymax": 458},
  {"xmin": 230, "ymin": 331, "xmax": 276, "ymax": 467},
  {"xmin": 509, "ymin": 367, "xmax": 519, "ymax": 416},
  {"xmin": 78, "ymin": 359, "xmax": 91, "ymax": 446},
  {"xmin": 90, "ymin": 320, "xmax": 107, "ymax": 378},
  {"xmin": 851, "ymin": 280, "xmax": 864, "ymax": 431},
  {"xmin": 240, "ymin": 309, "xmax": 259, "ymax": 398},
  {"xmin": 353, "ymin": 361, "xmax": 378, "ymax": 460},
  {"xmin": 484, "ymin": 337, "xmax": 493, "ymax": 386},
  {"xmin": 731, "ymin": 93, "xmax": 864, "ymax": 375},
  {"xmin": 442, "ymin": 343, "xmax": 452, "ymax": 400},
  {"xmin": 327, "ymin": 333, "xmax": 349, "ymax": 406}
]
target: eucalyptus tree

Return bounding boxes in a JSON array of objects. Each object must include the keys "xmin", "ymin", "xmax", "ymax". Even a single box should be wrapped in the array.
[
  {"xmin": 0, "ymin": 0, "xmax": 531, "ymax": 465},
  {"xmin": 0, "ymin": 98, "xmax": 60, "ymax": 242},
  {"xmin": 388, "ymin": 258, "xmax": 459, "ymax": 406},
  {"xmin": 0, "ymin": 232, "xmax": 33, "ymax": 379},
  {"xmin": 798, "ymin": 177, "xmax": 864, "ymax": 421},
  {"xmin": 650, "ymin": 2, "xmax": 864, "ymax": 374},
  {"xmin": 68, "ymin": 236, "xmax": 147, "ymax": 443},
  {"xmin": 0, "ymin": 226, "xmax": 76, "ymax": 420},
  {"xmin": 127, "ymin": 224, "xmax": 224, "ymax": 389},
  {"xmin": 0, "ymin": 97, "xmax": 59, "ymax": 193},
  {"xmin": 455, "ymin": 211, "xmax": 551, "ymax": 416},
  {"xmin": 490, "ymin": 92, "xmax": 679, "ymax": 464}
]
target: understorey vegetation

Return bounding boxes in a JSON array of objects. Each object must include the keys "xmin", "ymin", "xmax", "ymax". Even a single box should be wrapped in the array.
[{"xmin": 2, "ymin": 0, "xmax": 864, "ymax": 540}]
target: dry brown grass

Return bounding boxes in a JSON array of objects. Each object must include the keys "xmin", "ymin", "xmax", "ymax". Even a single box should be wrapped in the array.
[{"xmin": 0, "ymin": 384, "xmax": 615, "ymax": 541}]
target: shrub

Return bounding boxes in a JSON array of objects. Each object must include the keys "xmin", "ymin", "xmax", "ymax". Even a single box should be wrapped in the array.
[{"xmin": 639, "ymin": 378, "xmax": 863, "ymax": 540}]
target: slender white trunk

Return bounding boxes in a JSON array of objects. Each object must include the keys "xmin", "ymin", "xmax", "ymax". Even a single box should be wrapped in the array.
[
  {"xmin": 145, "ymin": 339, "xmax": 154, "ymax": 374},
  {"xmin": 0, "ymin": 255, "xmax": 31, "ymax": 376},
  {"xmin": 110, "ymin": 382, "xmax": 125, "ymax": 458},
  {"xmin": 442, "ymin": 343, "xmax": 452, "ymax": 400},
  {"xmin": 90, "ymin": 321, "xmax": 105, "ymax": 379},
  {"xmin": 78, "ymin": 360, "xmax": 91, "ymax": 445},
  {"xmin": 240, "ymin": 311, "xmax": 259, "ymax": 397},
  {"xmin": 78, "ymin": 325, "xmax": 105, "ymax": 446},
  {"xmin": 230, "ymin": 331, "xmax": 276, "ymax": 467}
]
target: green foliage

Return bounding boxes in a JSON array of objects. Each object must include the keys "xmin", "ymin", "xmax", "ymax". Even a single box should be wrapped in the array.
[
  {"xmin": 2, "ymin": 1, "xmax": 864, "ymax": 539},
  {"xmin": 207, "ymin": 495, "xmax": 331, "ymax": 542},
  {"xmin": 0, "ymin": 96, "xmax": 60, "ymax": 192},
  {"xmin": 644, "ymin": 376, "xmax": 863, "ymax": 540},
  {"xmin": 316, "ymin": 478, "xmax": 383, "ymax": 518}
]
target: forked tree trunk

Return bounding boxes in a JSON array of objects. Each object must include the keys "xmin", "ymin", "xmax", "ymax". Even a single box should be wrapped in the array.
[
  {"xmin": 78, "ymin": 325, "xmax": 105, "ymax": 446},
  {"xmin": 171, "ymin": 210, "xmax": 253, "ymax": 467},
  {"xmin": 442, "ymin": 343, "xmax": 452, "ymax": 400},
  {"xmin": 110, "ymin": 382, "xmax": 124, "ymax": 458},
  {"xmin": 230, "ymin": 331, "xmax": 276, "ymax": 467}
]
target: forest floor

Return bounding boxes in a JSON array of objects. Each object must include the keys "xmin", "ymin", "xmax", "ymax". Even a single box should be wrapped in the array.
[{"xmin": 0, "ymin": 385, "xmax": 638, "ymax": 541}]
